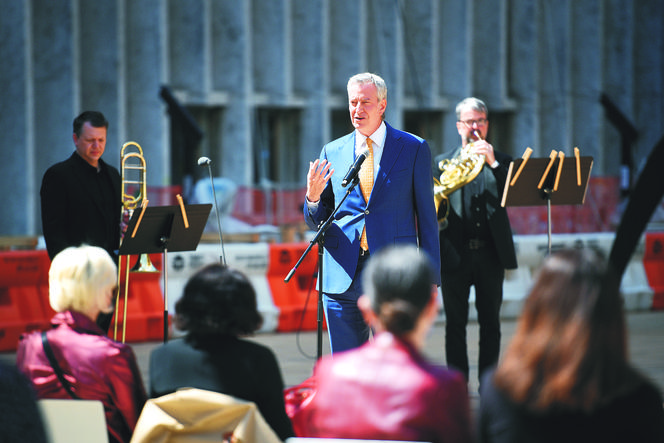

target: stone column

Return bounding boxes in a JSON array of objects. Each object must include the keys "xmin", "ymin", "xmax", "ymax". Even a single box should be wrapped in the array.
[
  {"xmin": 0, "ymin": 1, "xmax": 32, "ymax": 234},
  {"xmin": 124, "ymin": 0, "xmax": 168, "ymax": 186},
  {"xmin": 213, "ymin": 0, "xmax": 252, "ymax": 185},
  {"xmin": 32, "ymin": 0, "xmax": 77, "ymax": 234},
  {"xmin": 78, "ymin": 1, "xmax": 121, "ymax": 164},
  {"xmin": 293, "ymin": 0, "xmax": 327, "ymax": 171}
]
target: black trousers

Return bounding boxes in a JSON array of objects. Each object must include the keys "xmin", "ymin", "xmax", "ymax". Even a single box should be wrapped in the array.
[{"xmin": 440, "ymin": 245, "xmax": 504, "ymax": 382}]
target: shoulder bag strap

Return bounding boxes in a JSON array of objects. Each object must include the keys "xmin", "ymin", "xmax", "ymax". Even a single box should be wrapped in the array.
[{"xmin": 41, "ymin": 331, "xmax": 80, "ymax": 399}]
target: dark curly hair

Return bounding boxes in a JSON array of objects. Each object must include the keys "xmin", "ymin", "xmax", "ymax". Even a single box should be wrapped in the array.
[{"xmin": 174, "ymin": 264, "xmax": 263, "ymax": 339}]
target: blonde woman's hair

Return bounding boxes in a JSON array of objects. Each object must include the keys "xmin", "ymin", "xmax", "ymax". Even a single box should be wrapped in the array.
[{"xmin": 49, "ymin": 245, "xmax": 117, "ymax": 315}]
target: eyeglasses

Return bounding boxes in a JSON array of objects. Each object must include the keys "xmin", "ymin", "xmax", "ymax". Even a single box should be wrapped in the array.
[{"xmin": 459, "ymin": 118, "xmax": 488, "ymax": 127}]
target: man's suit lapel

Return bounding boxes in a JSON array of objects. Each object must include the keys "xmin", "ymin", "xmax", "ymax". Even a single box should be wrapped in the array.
[{"xmin": 371, "ymin": 123, "xmax": 402, "ymax": 200}]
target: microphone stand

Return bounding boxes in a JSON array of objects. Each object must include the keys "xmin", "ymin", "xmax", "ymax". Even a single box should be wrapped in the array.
[
  {"xmin": 285, "ymin": 175, "xmax": 361, "ymax": 361},
  {"xmin": 203, "ymin": 161, "xmax": 227, "ymax": 265}
]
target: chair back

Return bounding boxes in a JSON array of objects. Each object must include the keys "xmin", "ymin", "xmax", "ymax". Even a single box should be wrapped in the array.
[{"xmin": 38, "ymin": 399, "xmax": 109, "ymax": 443}]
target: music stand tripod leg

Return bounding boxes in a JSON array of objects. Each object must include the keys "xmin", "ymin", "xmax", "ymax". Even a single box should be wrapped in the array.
[
  {"xmin": 162, "ymin": 247, "xmax": 168, "ymax": 343},
  {"xmin": 547, "ymin": 194, "xmax": 552, "ymax": 254}
]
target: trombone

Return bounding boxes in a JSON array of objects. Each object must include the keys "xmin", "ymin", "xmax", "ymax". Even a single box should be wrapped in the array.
[{"xmin": 115, "ymin": 142, "xmax": 158, "ymax": 342}]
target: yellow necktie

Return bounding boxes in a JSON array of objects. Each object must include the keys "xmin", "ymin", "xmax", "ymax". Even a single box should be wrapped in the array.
[{"xmin": 359, "ymin": 138, "xmax": 374, "ymax": 251}]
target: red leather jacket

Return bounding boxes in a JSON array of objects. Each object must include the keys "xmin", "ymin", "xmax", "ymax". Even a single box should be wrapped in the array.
[
  {"xmin": 16, "ymin": 311, "xmax": 147, "ymax": 443},
  {"xmin": 301, "ymin": 332, "xmax": 472, "ymax": 443}
]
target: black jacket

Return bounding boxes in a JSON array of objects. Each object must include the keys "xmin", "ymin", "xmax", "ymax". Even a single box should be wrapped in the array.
[
  {"xmin": 40, "ymin": 152, "xmax": 121, "ymax": 260},
  {"xmin": 433, "ymin": 148, "xmax": 517, "ymax": 270}
]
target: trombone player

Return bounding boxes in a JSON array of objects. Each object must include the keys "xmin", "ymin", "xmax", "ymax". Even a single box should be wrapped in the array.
[
  {"xmin": 433, "ymin": 97, "xmax": 517, "ymax": 387},
  {"xmin": 41, "ymin": 110, "xmax": 121, "ymax": 331}
]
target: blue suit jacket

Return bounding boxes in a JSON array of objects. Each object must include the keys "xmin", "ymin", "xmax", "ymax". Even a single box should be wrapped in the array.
[{"xmin": 304, "ymin": 123, "xmax": 441, "ymax": 294}]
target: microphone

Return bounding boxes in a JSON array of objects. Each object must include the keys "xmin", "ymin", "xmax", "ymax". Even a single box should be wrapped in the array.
[
  {"xmin": 341, "ymin": 148, "xmax": 370, "ymax": 187},
  {"xmin": 197, "ymin": 157, "xmax": 227, "ymax": 265}
]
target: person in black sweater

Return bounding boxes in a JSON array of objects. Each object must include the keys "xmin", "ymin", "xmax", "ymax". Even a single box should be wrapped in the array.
[{"xmin": 148, "ymin": 264, "xmax": 294, "ymax": 441}]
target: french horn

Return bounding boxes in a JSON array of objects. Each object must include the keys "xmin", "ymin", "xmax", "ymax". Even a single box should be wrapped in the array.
[{"xmin": 434, "ymin": 131, "xmax": 486, "ymax": 223}]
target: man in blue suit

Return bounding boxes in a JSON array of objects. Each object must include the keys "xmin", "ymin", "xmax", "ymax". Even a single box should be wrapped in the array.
[{"xmin": 304, "ymin": 72, "xmax": 441, "ymax": 354}]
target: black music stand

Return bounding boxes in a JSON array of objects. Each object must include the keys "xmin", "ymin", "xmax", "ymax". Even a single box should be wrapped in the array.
[
  {"xmin": 502, "ymin": 153, "xmax": 593, "ymax": 253},
  {"xmin": 119, "ymin": 203, "xmax": 212, "ymax": 342}
]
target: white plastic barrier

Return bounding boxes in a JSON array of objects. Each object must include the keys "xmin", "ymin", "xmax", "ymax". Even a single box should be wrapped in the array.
[
  {"xmin": 163, "ymin": 233, "xmax": 652, "ymax": 334},
  {"xmin": 163, "ymin": 243, "xmax": 279, "ymax": 334},
  {"xmin": 450, "ymin": 232, "xmax": 652, "ymax": 322}
]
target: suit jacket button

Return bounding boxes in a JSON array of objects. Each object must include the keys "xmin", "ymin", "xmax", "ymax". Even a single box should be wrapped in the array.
[{"xmin": 365, "ymin": 209, "xmax": 370, "ymax": 215}]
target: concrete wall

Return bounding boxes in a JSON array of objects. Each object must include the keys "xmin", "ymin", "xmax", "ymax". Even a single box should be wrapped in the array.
[{"xmin": 1, "ymin": 0, "xmax": 662, "ymax": 236}]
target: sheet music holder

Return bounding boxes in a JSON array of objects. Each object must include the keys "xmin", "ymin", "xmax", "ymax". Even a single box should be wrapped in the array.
[
  {"xmin": 119, "ymin": 203, "xmax": 212, "ymax": 342},
  {"xmin": 502, "ymin": 153, "xmax": 593, "ymax": 253},
  {"xmin": 119, "ymin": 204, "xmax": 212, "ymax": 255}
]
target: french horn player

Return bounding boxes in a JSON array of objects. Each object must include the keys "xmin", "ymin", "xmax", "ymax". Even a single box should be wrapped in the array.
[{"xmin": 432, "ymin": 97, "xmax": 517, "ymax": 386}]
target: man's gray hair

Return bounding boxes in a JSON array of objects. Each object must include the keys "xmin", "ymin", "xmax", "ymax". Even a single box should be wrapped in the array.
[
  {"xmin": 455, "ymin": 97, "xmax": 488, "ymax": 120},
  {"xmin": 347, "ymin": 72, "xmax": 388, "ymax": 102}
]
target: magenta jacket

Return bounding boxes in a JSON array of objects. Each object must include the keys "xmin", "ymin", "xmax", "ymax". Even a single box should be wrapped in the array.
[
  {"xmin": 300, "ymin": 332, "xmax": 473, "ymax": 443},
  {"xmin": 16, "ymin": 311, "xmax": 147, "ymax": 443}
]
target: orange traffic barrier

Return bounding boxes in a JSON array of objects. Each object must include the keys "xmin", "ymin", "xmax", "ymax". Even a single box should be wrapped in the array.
[
  {"xmin": 643, "ymin": 232, "xmax": 664, "ymax": 310},
  {"xmin": 0, "ymin": 251, "xmax": 51, "ymax": 352},
  {"xmin": 267, "ymin": 243, "xmax": 322, "ymax": 332},
  {"xmin": 112, "ymin": 253, "xmax": 166, "ymax": 342}
]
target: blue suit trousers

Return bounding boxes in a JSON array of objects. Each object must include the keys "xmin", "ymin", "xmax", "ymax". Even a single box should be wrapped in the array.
[{"xmin": 322, "ymin": 254, "xmax": 371, "ymax": 354}]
